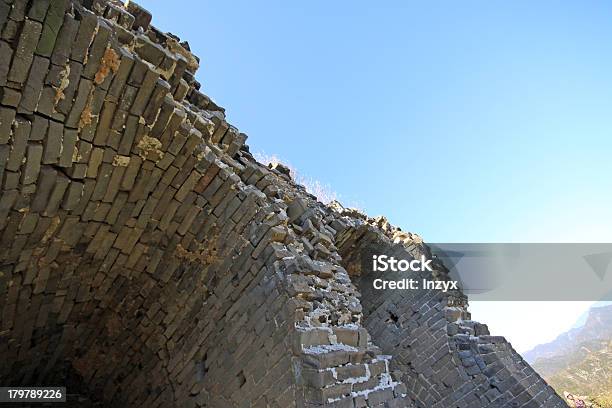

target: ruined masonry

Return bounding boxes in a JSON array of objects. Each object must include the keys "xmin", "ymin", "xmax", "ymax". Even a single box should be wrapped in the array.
[{"xmin": 0, "ymin": 1, "xmax": 569, "ymax": 407}]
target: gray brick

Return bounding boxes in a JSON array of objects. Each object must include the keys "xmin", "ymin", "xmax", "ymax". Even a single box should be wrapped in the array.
[
  {"xmin": 51, "ymin": 13, "xmax": 79, "ymax": 65},
  {"xmin": 36, "ymin": 0, "xmax": 70, "ymax": 57},
  {"xmin": 0, "ymin": 2, "xmax": 10, "ymax": 30},
  {"xmin": 82, "ymin": 20, "xmax": 111, "ymax": 80},
  {"xmin": 71, "ymin": 6, "xmax": 97, "ymax": 63},
  {"xmin": 0, "ymin": 87, "xmax": 21, "ymax": 107},
  {"xmin": 44, "ymin": 172, "xmax": 70, "ymax": 216},
  {"xmin": 56, "ymin": 61, "xmax": 83, "ymax": 115},
  {"xmin": 130, "ymin": 68, "xmax": 159, "ymax": 116},
  {"xmin": 0, "ymin": 107, "xmax": 15, "ymax": 144},
  {"xmin": 27, "ymin": 0, "xmax": 51, "ymax": 23},
  {"xmin": 18, "ymin": 55, "xmax": 50, "ymax": 114},
  {"xmin": 22, "ymin": 144, "xmax": 43, "ymax": 185},
  {"xmin": 8, "ymin": 19, "xmax": 43, "ymax": 84},
  {"xmin": 92, "ymin": 101, "xmax": 116, "ymax": 146},
  {"xmin": 107, "ymin": 48, "xmax": 135, "ymax": 103},
  {"xmin": 42, "ymin": 120, "xmax": 62, "ymax": 164},
  {"xmin": 0, "ymin": 144, "xmax": 9, "ymax": 185},
  {"xmin": 31, "ymin": 166, "xmax": 57, "ymax": 212},
  {"xmin": 65, "ymin": 77, "xmax": 92, "ymax": 128},
  {"xmin": 62, "ymin": 180, "xmax": 84, "ymax": 211},
  {"xmin": 57, "ymin": 128, "xmax": 77, "ymax": 167},
  {"xmin": 0, "ymin": 40, "xmax": 12, "ymax": 86},
  {"xmin": 6, "ymin": 117, "xmax": 30, "ymax": 171},
  {"xmin": 30, "ymin": 115, "xmax": 49, "ymax": 141}
]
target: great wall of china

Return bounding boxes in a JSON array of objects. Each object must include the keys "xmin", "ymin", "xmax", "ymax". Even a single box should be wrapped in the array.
[{"xmin": 0, "ymin": 1, "xmax": 569, "ymax": 406}]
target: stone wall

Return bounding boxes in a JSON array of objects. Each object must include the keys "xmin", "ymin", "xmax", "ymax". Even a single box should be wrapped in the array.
[
  {"xmin": 0, "ymin": 1, "xmax": 568, "ymax": 407},
  {"xmin": 332, "ymin": 215, "xmax": 568, "ymax": 408}
]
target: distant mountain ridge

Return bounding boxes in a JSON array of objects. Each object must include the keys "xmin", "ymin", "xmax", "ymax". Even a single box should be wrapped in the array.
[
  {"xmin": 524, "ymin": 304, "xmax": 612, "ymax": 366},
  {"xmin": 524, "ymin": 304, "xmax": 612, "ymax": 405}
]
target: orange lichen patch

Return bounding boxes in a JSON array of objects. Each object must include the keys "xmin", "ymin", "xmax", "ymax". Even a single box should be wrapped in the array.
[
  {"xmin": 136, "ymin": 135, "xmax": 164, "ymax": 162},
  {"xmin": 175, "ymin": 243, "xmax": 218, "ymax": 265},
  {"xmin": 112, "ymin": 155, "xmax": 130, "ymax": 167},
  {"xmin": 94, "ymin": 47, "xmax": 120, "ymax": 85},
  {"xmin": 54, "ymin": 65, "xmax": 70, "ymax": 105},
  {"xmin": 175, "ymin": 227, "xmax": 221, "ymax": 265},
  {"xmin": 72, "ymin": 147, "xmax": 80, "ymax": 162},
  {"xmin": 79, "ymin": 104, "xmax": 93, "ymax": 130}
]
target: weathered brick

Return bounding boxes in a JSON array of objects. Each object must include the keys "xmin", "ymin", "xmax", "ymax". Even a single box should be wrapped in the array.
[
  {"xmin": 44, "ymin": 172, "xmax": 70, "ymax": 216},
  {"xmin": 90, "ymin": 162, "xmax": 113, "ymax": 201},
  {"xmin": 62, "ymin": 180, "xmax": 84, "ymax": 210},
  {"xmin": 56, "ymin": 61, "xmax": 83, "ymax": 115},
  {"xmin": 28, "ymin": 0, "xmax": 51, "ymax": 23},
  {"xmin": 143, "ymin": 78, "xmax": 171, "ymax": 125},
  {"xmin": 130, "ymin": 68, "xmax": 159, "ymax": 116},
  {"xmin": 103, "ymin": 164, "xmax": 126, "ymax": 202},
  {"xmin": 0, "ymin": 87, "xmax": 21, "ymax": 107},
  {"xmin": 0, "ymin": 107, "xmax": 15, "ymax": 144},
  {"xmin": 134, "ymin": 35, "xmax": 167, "ymax": 67},
  {"xmin": 22, "ymin": 144, "xmax": 43, "ymax": 185},
  {"xmin": 34, "ymin": 86, "xmax": 63, "ymax": 120},
  {"xmin": 31, "ymin": 166, "xmax": 57, "ymax": 212},
  {"xmin": 6, "ymin": 117, "xmax": 30, "ymax": 172},
  {"xmin": 18, "ymin": 55, "xmax": 50, "ymax": 114},
  {"xmin": 107, "ymin": 48, "xmax": 135, "ymax": 102},
  {"xmin": 59, "ymin": 128, "xmax": 78, "ymax": 167},
  {"xmin": 71, "ymin": 6, "xmax": 98, "ymax": 63},
  {"xmin": 0, "ymin": 2, "xmax": 11, "ymax": 30},
  {"xmin": 51, "ymin": 13, "xmax": 79, "ymax": 65},
  {"xmin": 121, "ymin": 155, "xmax": 141, "ymax": 191},
  {"xmin": 30, "ymin": 115, "xmax": 49, "ymax": 141},
  {"xmin": 36, "ymin": 0, "xmax": 70, "ymax": 57},
  {"xmin": 8, "ymin": 19, "xmax": 43, "ymax": 84},
  {"xmin": 82, "ymin": 20, "xmax": 111, "ymax": 80},
  {"xmin": 42, "ymin": 120, "xmax": 63, "ymax": 164},
  {"xmin": 92, "ymin": 101, "xmax": 116, "ymax": 146},
  {"xmin": 0, "ymin": 41, "xmax": 12, "ymax": 86},
  {"xmin": 86, "ymin": 147, "xmax": 104, "ymax": 178},
  {"xmin": 0, "ymin": 144, "xmax": 9, "ymax": 185},
  {"xmin": 65, "ymin": 77, "xmax": 93, "ymax": 129}
]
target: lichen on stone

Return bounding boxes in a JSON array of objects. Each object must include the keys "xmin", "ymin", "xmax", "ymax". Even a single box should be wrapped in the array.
[
  {"xmin": 94, "ymin": 47, "xmax": 120, "ymax": 85},
  {"xmin": 72, "ymin": 147, "xmax": 80, "ymax": 162},
  {"xmin": 136, "ymin": 135, "xmax": 164, "ymax": 162},
  {"xmin": 54, "ymin": 64, "xmax": 70, "ymax": 105},
  {"xmin": 112, "ymin": 155, "xmax": 130, "ymax": 167},
  {"xmin": 79, "ymin": 104, "xmax": 93, "ymax": 130}
]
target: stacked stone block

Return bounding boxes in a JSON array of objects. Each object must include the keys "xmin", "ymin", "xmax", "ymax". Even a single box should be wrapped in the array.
[
  {"xmin": 0, "ymin": 1, "xmax": 300, "ymax": 406},
  {"xmin": 233, "ymin": 157, "xmax": 413, "ymax": 407},
  {"xmin": 0, "ymin": 1, "xmax": 568, "ymax": 407},
  {"xmin": 329, "ymin": 209, "xmax": 567, "ymax": 408}
]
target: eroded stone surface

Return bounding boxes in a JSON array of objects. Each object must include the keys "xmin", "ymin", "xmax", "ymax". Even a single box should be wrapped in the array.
[{"xmin": 0, "ymin": 1, "xmax": 568, "ymax": 407}]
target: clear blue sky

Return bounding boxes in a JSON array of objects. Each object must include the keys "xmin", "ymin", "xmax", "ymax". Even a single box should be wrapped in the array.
[
  {"xmin": 139, "ymin": 0, "xmax": 612, "ymax": 353},
  {"xmin": 141, "ymin": 0, "xmax": 612, "ymax": 243}
]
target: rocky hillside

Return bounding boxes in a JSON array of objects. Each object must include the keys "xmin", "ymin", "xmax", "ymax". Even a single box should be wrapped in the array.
[{"xmin": 526, "ymin": 305, "xmax": 612, "ymax": 405}]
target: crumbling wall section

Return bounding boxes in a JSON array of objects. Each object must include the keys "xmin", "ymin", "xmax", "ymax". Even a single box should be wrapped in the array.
[
  {"xmin": 0, "ymin": 1, "xmax": 412, "ymax": 406},
  {"xmin": 331, "ymin": 211, "xmax": 567, "ymax": 408},
  {"xmin": 0, "ymin": 1, "xmax": 299, "ymax": 406},
  {"xmin": 0, "ymin": 0, "xmax": 568, "ymax": 407},
  {"xmin": 235, "ymin": 157, "xmax": 412, "ymax": 407}
]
